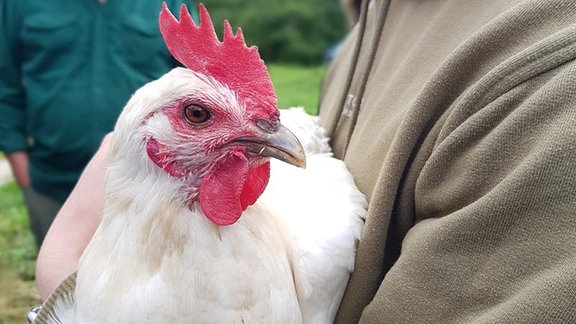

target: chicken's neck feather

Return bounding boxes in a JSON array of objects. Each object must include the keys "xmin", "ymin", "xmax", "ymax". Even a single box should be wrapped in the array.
[{"xmin": 75, "ymin": 153, "xmax": 300, "ymax": 322}]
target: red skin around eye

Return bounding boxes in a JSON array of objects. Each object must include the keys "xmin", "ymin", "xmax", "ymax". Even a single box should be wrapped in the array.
[{"xmin": 146, "ymin": 138, "xmax": 187, "ymax": 178}]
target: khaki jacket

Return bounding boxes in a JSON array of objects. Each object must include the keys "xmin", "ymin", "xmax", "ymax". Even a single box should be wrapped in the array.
[{"xmin": 321, "ymin": 0, "xmax": 576, "ymax": 322}]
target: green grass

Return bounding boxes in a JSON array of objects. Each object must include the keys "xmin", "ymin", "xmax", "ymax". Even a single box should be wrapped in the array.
[
  {"xmin": 0, "ymin": 181, "xmax": 39, "ymax": 324},
  {"xmin": 0, "ymin": 182, "xmax": 36, "ymax": 277},
  {"xmin": 0, "ymin": 153, "xmax": 36, "ymax": 278},
  {"xmin": 269, "ymin": 64, "xmax": 327, "ymax": 115}
]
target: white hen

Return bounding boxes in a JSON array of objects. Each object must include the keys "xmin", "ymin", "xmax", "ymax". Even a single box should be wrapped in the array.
[{"xmin": 34, "ymin": 4, "xmax": 365, "ymax": 324}]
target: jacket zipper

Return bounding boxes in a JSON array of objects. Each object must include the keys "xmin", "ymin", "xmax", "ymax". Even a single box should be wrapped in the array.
[{"xmin": 332, "ymin": 0, "xmax": 392, "ymax": 158}]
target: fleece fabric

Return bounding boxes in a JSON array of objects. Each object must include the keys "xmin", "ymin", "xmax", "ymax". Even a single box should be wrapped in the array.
[{"xmin": 320, "ymin": 0, "xmax": 576, "ymax": 322}]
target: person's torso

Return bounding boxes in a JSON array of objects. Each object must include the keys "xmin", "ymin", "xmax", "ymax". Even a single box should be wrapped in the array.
[
  {"xmin": 319, "ymin": 0, "xmax": 576, "ymax": 322},
  {"xmin": 17, "ymin": 0, "xmax": 187, "ymax": 200}
]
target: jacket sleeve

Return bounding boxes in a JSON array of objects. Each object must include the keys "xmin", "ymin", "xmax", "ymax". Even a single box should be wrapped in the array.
[
  {"xmin": 363, "ymin": 55, "xmax": 576, "ymax": 323},
  {"xmin": 0, "ymin": 0, "xmax": 27, "ymax": 153}
]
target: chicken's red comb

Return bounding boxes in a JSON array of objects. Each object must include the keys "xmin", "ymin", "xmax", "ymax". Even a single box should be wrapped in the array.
[{"xmin": 159, "ymin": 3, "xmax": 277, "ymax": 116}]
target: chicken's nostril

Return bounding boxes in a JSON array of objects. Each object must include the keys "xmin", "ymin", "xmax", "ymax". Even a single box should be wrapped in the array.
[{"xmin": 255, "ymin": 119, "xmax": 279, "ymax": 134}]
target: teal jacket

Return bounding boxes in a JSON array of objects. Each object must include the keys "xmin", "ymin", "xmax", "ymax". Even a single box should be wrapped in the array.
[{"xmin": 0, "ymin": 0, "xmax": 196, "ymax": 202}]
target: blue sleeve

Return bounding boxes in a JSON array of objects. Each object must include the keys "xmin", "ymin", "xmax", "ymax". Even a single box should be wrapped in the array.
[{"xmin": 0, "ymin": 0, "xmax": 28, "ymax": 153}]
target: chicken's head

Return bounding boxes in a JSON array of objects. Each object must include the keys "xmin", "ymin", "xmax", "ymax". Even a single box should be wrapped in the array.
[{"xmin": 109, "ymin": 4, "xmax": 305, "ymax": 226}]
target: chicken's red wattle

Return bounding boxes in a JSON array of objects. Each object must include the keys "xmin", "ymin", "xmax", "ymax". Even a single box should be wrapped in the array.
[{"xmin": 199, "ymin": 151, "xmax": 270, "ymax": 226}]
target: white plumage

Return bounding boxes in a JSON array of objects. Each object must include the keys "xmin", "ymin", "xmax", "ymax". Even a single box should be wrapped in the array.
[
  {"xmin": 36, "ymin": 69, "xmax": 365, "ymax": 324},
  {"xmin": 262, "ymin": 108, "xmax": 366, "ymax": 323},
  {"xmin": 35, "ymin": 3, "xmax": 366, "ymax": 322}
]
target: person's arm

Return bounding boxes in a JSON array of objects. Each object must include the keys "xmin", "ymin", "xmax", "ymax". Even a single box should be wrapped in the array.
[{"xmin": 35, "ymin": 134, "xmax": 111, "ymax": 300}]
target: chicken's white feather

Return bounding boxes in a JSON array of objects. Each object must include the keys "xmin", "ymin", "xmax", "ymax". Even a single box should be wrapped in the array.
[
  {"xmin": 264, "ymin": 108, "xmax": 366, "ymax": 322},
  {"xmin": 35, "ymin": 69, "xmax": 365, "ymax": 324},
  {"xmin": 279, "ymin": 107, "xmax": 331, "ymax": 156}
]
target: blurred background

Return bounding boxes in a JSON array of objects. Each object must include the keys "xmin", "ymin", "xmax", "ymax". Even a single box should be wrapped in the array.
[
  {"xmin": 204, "ymin": 0, "xmax": 348, "ymax": 64},
  {"xmin": 0, "ymin": 1, "xmax": 350, "ymax": 323}
]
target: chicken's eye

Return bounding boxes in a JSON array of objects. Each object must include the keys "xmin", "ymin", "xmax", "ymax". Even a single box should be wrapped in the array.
[{"xmin": 183, "ymin": 104, "xmax": 211, "ymax": 124}]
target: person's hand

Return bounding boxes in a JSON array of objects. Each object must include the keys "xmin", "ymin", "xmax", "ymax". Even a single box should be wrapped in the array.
[
  {"xmin": 6, "ymin": 151, "xmax": 31, "ymax": 188},
  {"xmin": 35, "ymin": 133, "xmax": 112, "ymax": 300}
]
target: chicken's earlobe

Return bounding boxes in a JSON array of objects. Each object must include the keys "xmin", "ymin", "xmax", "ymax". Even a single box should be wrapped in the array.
[{"xmin": 145, "ymin": 137, "xmax": 186, "ymax": 177}]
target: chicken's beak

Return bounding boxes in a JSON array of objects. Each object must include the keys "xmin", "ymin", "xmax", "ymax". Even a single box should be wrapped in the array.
[{"xmin": 239, "ymin": 123, "xmax": 306, "ymax": 168}]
